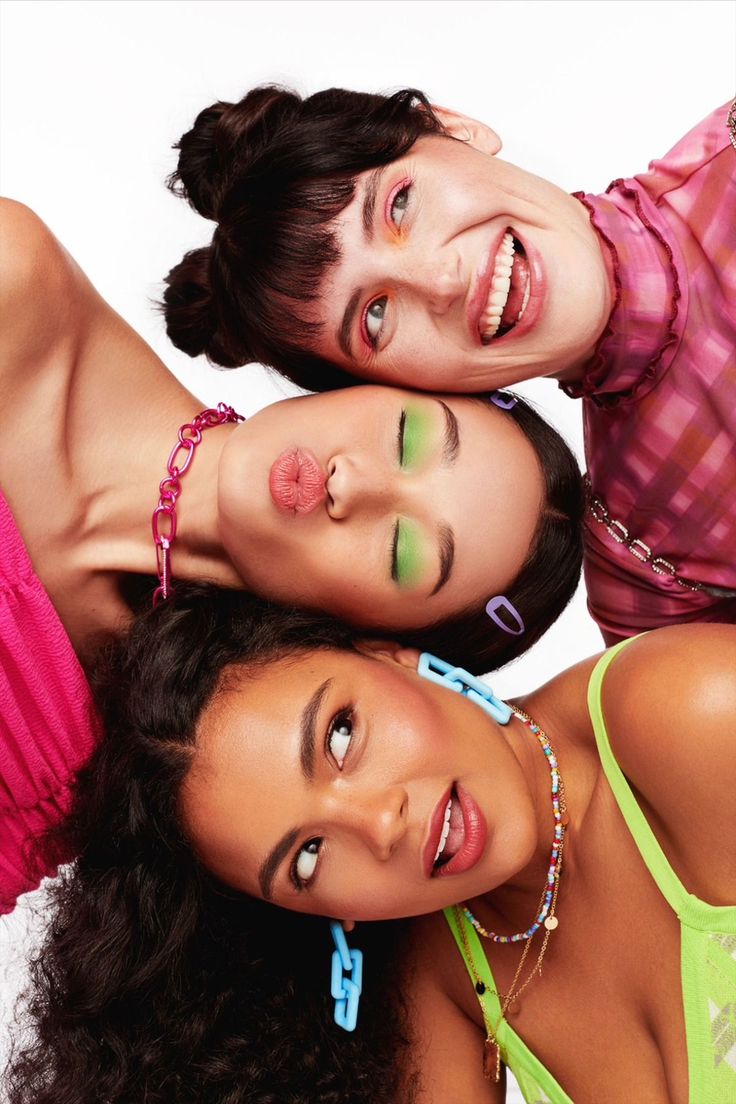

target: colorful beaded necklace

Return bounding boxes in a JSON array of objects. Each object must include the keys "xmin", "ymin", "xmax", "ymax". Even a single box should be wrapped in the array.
[{"xmin": 460, "ymin": 705, "xmax": 567, "ymax": 942}]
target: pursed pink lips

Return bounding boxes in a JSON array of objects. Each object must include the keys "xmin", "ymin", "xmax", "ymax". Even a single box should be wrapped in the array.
[
  {"xmin": 269, "ymin": 447, "xmax": 326, "ymax": 515},
  {"xmin": 423, "ymin": 782, "xmax": 487, "ymax": 879}
]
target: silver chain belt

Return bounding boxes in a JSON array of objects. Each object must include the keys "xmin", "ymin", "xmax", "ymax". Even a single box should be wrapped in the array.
[{"xmin": 585, "ymin": 478, "xmax": 736, "ymax": 599}]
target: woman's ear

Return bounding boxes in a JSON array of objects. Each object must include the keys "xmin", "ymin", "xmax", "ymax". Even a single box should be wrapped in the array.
[
  {"xmin": 354, "ymin": 638, "xmax": 422, "ymax": 671},
  {"xmin": 431, "ymin": 105, "xmax": 502, "ymax": 155}
]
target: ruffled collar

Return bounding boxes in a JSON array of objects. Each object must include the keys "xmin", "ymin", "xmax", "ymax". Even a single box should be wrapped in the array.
[{"xmin": 562, "ymin": 181, "xmax": 683, "ymax": 406}]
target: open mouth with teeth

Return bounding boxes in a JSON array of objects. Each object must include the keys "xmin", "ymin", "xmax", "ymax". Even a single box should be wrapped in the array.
[
  {"xmin": 432, "ymin": 787, "xmax": 466, "ymax": 873},
  {"xmin": 479, "ymin": 230, "xmax": 531, "ymax": 344}
]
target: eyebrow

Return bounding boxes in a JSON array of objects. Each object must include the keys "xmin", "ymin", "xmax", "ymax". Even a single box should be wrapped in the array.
[
  {"xmin": 361, "ymin": 166, "xmax": 385, "ymax": 239},
  {"xmin": 431, "ymin": 523, "xmax": 455, "ymax": 596},
  {"xmin": 430, "ymin": 402, "xmax": 459, "ymax": 594},
  {"xmin": 337, "ymin": 288, "xmax": 362, "ymax": 360},
  {"xmin": 257, "ymin": 678, "xmax": 331, "ymax": 901},
  {"xmin": 438, "ymin": 401, "xmax": 460, "ymax": 465},
  {"xmin": 336, "ymin": 167, "xmax": 387, "ymax": 360}
]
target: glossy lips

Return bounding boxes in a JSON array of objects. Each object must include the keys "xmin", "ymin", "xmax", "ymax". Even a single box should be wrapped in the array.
[
  {"xmin": 424, "ymin": 782, "xmax": 487, "ymax": 879},
  {"xmin": 469, "ymin": 229, "xmax": 532, "ymax": 345},
  {"xmin": 269, "ymin": 448, "xmax": 326, "ymax": 515}
]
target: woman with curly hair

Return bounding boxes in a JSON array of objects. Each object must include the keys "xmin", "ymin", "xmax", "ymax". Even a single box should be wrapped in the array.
[
  {"xmin": 163, "ymin": 86, "xmax": 736, "ymax": 643},
  {"xmin": 0, "ymin": 199, "xmax": 583, "ymax": 914},
  {"xmin": 7, "ymin": 584, "xmax": 735, "ymax": 1102}
]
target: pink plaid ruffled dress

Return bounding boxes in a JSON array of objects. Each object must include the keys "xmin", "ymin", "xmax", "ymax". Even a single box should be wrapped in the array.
[
  {"xmin": 0, "ymin": 490, "xmax": 99, "ymax": 913},
  {"xmin": 564, "ymin": 102, "xmax": 736, "ymax": 642}
]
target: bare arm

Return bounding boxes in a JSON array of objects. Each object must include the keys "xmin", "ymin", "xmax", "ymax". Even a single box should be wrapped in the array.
[
  {"xmin": 0, "ymin": 198, "xmax": 87, "ymax": 386},
  {"xmin": 600, "ymin": 624, "xmax": 736, "ymax": 904}
]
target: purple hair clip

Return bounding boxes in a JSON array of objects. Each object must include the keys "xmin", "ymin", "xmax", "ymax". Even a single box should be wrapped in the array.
[
  {"xmin": 485, "ymin": 595, "xmax": 525, "ymax": 636},
  {"xmin": 489, "ymin": 391, "xmax": 518, "ymax": 410}
]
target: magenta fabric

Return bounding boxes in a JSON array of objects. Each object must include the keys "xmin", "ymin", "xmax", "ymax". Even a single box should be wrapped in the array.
[
  {"xmin": 563, "ymin": 102, "xmax": 736, "ymax": 642},
  {"xmin": 0, "ymin": 491, "xmax": 99, "ymax": 914}
]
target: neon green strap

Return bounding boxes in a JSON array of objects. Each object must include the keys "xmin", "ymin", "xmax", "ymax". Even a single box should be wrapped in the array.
[{"xmin": 588, "ymin": 639, "xmax": 736, "ymax": 932}]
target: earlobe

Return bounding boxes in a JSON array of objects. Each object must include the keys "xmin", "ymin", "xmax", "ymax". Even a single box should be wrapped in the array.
[
  {"xmin": 341, "ymin": 919, "xmax": 356, "ymax": 933},
  {"xmin": 354, "ymin": 638, "xmax": 422, "ymax": 670},
  {"xmin": 431, "ymin": 105, "xmax": 502, "ymax": 156}
]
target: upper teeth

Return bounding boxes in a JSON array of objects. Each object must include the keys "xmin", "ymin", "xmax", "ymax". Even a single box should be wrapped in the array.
[
  {"xmin": 479, "ymin": 231, "xmax": 529, "ymax": 341},
  {"xmin": 433, "ymin": 796, "xmax": 453, "ymax": 864}
]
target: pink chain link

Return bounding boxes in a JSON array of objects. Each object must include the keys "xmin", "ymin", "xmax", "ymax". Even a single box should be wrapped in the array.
[{"xmin": 151, "ymin": 404, "xmax": 244, "ymax": 605}]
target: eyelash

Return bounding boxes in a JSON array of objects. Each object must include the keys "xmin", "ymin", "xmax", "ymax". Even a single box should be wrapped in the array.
[
  {"xmin": 289, "ymin": 707, "xmax": 356, "ymax": 891},
  {"xmin": 360, "ymin": 179, "xmax": 413, "ymax": 350}
]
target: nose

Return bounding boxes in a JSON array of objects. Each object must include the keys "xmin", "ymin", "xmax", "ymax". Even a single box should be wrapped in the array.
[
  {"xmin": 409, "ymin": 250, "xmax": 464, "ymax": 316},
  {"xmin": 350, "ymin": 784, "xmax": 409, "ymax": 861},
  {"xmin": 325, "ymin": 454, "xmax": 395, "ymax": 520}
]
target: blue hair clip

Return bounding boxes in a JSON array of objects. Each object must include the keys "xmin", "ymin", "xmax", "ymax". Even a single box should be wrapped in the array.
[
  {"xmin": 417, "ymin": 653, "xmax": 512, "ymax": 726},
  {"xmin": 330, "ymin": 921, "xmax": 363, "ymax": 1032}
]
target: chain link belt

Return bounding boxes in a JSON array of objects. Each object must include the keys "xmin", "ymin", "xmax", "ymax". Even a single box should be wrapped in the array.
[{"xmin": 585, "ymin": 477, "xmax": 736, "ymax": 599}]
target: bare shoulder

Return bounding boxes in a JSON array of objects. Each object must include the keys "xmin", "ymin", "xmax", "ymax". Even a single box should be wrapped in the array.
[
  {"xmin": 599, "ymin": 625, "xmax": 736, "ymax": 901},
  {"xmin": 404, "ymin": 913, "xmax": 505, "ymax": 1103},
  {"xmin": 0, "ymin": 199, "xmax": 89, "ymax": 365}
]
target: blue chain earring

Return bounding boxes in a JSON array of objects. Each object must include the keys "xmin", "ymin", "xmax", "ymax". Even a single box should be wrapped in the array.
[
  {"xmin": 417, "ymin": 653, "xmax": 512, "ymax": 725},
  {"xmin": 330, "ymin": 921, "xmax": 363, "ymax": 1032}
]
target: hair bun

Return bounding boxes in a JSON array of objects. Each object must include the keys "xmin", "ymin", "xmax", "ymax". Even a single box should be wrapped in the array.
[
  {"xmin": 169, "ymin": 86, "xmax": 301, "ymax": 221},
  {"xmin": 162, "ymin": 246, "xmax": 216, "ymax": 356},
  {"xmin": 163, "ymin": 245, "xmax": 252, "ymax": 368}
]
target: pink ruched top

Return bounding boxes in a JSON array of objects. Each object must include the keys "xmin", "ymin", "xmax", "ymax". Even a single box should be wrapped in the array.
[{"xmin": 0, "ymin": 490, "xmax": 99, "ymax": 914}]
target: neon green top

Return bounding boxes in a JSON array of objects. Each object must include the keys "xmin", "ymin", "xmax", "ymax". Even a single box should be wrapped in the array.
[{"xmin": 444, "ymin": 639, "xmax": 736, "ymax": 1103}]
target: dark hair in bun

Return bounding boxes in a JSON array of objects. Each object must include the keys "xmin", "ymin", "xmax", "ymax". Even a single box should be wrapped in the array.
[{"xmin": 162, "ymin": 86, "xmax": 444, "ymax": 386}]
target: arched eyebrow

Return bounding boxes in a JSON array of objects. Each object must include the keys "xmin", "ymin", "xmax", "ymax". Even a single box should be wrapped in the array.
[
  {"xmin": 258, "ymin": 678, "xmax": 331, "ymax": 901},
  {"xmin": 431, "ymin": 523, "xmax": 455, "ymax": 596}
]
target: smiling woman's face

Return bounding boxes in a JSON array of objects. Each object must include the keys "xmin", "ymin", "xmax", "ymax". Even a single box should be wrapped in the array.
[
  {"xmin": 217, "ymin": 387, "xmax": 544, "ymax": 632},
  {"xmin": 181, "ymin": 645, "xmax": 539, "ymax": 922},
  {"xmin": 305, "ymin": 134, "xmax": 611, "ymax": 391}
]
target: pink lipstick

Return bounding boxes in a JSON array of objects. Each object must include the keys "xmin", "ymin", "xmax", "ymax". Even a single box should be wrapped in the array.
[
  {"xmin": 429, "ymin": 783, "xmax": 487, "ymax": 879},
  {"xmin": 269, "ymin": 448, "xmax": 326, "ymax": 515}
]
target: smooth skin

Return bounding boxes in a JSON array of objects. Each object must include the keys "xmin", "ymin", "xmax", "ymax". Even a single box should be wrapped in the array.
[
  {"xmin": 182, "ymin": 624, "xmax": 736, "ymax": 1102},
  {"xmin": 0, "ymin": 200, "xmax": 543, "ymax": 656}
]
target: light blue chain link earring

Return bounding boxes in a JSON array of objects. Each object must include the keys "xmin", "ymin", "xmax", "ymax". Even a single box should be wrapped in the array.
[
  {"xmin": 417, "ymin": 653, "xmax": 512, "ymax": 725},
  {"xmin": 329, "ymin": 920, "xmax": 363, "ymax": 1032}
]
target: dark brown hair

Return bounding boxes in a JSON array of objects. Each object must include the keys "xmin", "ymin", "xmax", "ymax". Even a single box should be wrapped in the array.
[
  {"xmin": 163, "ymin": 85, "xmax": 445, "ymax": 389},
  {"xmin": 6, "ymin": 586, "xmax": 418, "ymax": 1103}
]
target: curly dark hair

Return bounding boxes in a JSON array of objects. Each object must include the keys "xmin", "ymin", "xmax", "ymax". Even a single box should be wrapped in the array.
[
  {"xmin": 5, "ymin": 586, "xmax": 420, "ymax": 1104},
  {"xmin": 162, "ymin": 85, "xmax": 445, "ymax": 389}
]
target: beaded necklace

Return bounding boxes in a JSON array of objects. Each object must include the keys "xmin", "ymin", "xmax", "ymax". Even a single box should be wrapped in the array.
[{"xmin": 457, "ymin": 706, "xmax": 568, "ymax": 1081}]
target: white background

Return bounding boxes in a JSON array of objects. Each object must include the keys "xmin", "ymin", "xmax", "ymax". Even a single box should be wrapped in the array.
[{"xmin": 1, "ymin": 0, "xmax": 734, "ymax": 1094}]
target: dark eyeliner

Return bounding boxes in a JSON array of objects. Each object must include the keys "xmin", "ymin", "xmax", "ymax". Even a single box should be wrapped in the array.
[
  {"xmin": 397, "ymin": 408, "xmax": 407, "ymax": 466},
  {"xmin": 390, "ymin": 519, "xmax": 400, "ymax": 583}
]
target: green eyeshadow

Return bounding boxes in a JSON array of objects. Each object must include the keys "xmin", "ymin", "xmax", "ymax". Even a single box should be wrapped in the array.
[
  {"xmin": 401, "ymin": 404, "xmax": 433, "ymax": 470},
  {"xmin": 394, "ymin": 517, "xmax": 424, "ymax": 588}
]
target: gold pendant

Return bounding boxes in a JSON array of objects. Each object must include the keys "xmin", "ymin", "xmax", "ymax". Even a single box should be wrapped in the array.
[{"xmin": 483, "ymin": 1036, "xmax": 501, "ymax": 1082}]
